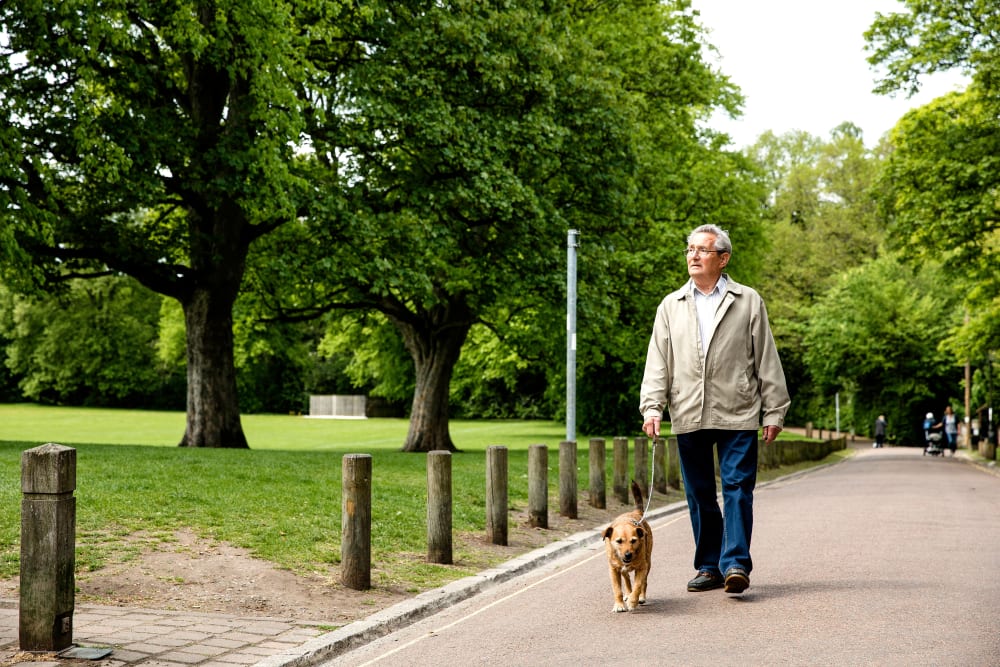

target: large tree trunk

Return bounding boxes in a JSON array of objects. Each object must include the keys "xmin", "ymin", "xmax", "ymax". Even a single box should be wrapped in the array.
[
  {"xmin": 178, "ymin": 286, "xmax": 248, "ymax": 448},
  {"xmin": 395, "ymin": 306, "xmax": 473, "ymax": 453}
]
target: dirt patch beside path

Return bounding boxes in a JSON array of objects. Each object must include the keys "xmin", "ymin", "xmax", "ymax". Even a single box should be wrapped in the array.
[{"xmin": 0, "ymin": 499, "xmax": 647, "ymax": 625}]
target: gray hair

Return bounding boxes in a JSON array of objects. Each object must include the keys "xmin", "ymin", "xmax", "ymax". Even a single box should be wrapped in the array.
[{"xmin": 688, "ymin": 224, "xmax": 732, "ymax": 255}]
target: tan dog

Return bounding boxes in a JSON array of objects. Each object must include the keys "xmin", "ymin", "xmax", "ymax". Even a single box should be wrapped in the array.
[{"xmin": 602, "ymin": 480, "xmax": 653, "ymax": 612}]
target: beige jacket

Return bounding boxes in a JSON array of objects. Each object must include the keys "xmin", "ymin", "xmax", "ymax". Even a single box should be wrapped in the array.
[{"xmin": 639, "ymin": 276, "xmax": 790, "ymax": 434}]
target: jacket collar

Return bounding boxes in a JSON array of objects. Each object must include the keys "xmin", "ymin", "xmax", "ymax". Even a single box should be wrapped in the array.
[{"xmin": 671, "ymin": 273, "xmax": 742, "ymax": 300}]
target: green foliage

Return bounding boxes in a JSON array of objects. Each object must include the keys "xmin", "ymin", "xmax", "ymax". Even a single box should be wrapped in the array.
[
  {"xmin": 803, "ymin": 256, "xmax": 962, "ymax": 443},
  {"xmin": 0, "ymin": 1, "xmax": 360, "ymax": 446},
  {"xmin": 867, "ymin": 3, "xmax": 1000, "ymax": 435},
  {"xmin": 316, "ymin": 312, "xmax": 415, "ymax": 405},
  {"xmin": 865, "ymin": 0, "xmax": 998, "ymax": 99},
  {"xmin": 874, "ymin": 91, "xmax": 999, "ymax": 419},
  {"xmin": 0, "ymin": 277, "xmax": 182, "ymax": 407},
  {"xmin": 752, "ymin": 126, "xmax": 887, "ymax": 427}
]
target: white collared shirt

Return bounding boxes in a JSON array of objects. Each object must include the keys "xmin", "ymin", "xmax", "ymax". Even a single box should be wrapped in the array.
[{"xmin": 692, "ymin": 275, "xmax": 727, "ymax": 357}]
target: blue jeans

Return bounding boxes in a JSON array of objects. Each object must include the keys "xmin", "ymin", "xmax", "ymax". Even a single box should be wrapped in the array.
[{"xmin": 677, "ymin": 429, "xmax": 758, "ymax": 576}]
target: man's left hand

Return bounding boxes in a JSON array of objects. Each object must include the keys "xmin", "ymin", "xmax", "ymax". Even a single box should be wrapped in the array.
[{"xmin": 762, "ymin": 425, "xmax": 781, "ymax": 444}]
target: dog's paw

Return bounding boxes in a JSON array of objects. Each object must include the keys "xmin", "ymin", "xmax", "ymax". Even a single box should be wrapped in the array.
[
  {"xmin": 613, "ymin": 602, "xmax": 628, "ymax": 613},
  {"xmin": 626, "ymin": 598, "xmax": 638, "ymax": 611},
  {"xmin": 638, "ymin": 596, "xmax": 646, "ymax": 605}
]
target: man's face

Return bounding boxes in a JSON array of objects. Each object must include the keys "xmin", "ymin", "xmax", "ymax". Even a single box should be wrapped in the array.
[{"xmin": 686, "ymin": 232, "xmax": 729, "ymax": 283}]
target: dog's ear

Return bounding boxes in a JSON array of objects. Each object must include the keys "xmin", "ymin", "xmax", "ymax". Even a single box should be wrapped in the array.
[
  {"xmin": 636, "ymin": 527, "xmax": 645, "ymax": 539},
  {"xmin": 603, "ymin": 525, "xmax": 613, "ymax": 540}
]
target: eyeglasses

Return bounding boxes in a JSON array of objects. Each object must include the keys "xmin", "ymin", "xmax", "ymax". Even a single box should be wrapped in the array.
[{"xmin": 685, "ymin": 247, "xmax": 726, "ymax": 257}]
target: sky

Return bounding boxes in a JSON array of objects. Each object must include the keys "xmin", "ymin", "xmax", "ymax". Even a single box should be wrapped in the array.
[{"xmin": 690, "ymin": 0, "xmax": 969, "ymax": 148}]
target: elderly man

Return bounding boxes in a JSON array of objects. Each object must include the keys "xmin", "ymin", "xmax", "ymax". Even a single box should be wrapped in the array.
[{"xmin": 639, "ymin": 224, "xmax": 790, "ymax": 594}]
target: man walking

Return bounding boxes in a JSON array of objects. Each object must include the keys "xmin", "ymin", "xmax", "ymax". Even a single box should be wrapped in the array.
[{"xmin": 639, "ymin": 224, "xmax": 790, "ymax": 594}]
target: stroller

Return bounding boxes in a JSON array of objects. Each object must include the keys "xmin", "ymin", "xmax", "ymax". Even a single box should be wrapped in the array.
[
  {"xmin": 923, "ymin": 412, "xmax": 943, "ymax": 456},
  {"xmin": 924, "ymin": 431, "xmax": 944, "ymax": 456}
]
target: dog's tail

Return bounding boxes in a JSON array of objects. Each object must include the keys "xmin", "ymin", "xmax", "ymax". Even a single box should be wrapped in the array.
[{"xmin": 630, "ymin": 480, "xmax": 644, "ymax": 513}]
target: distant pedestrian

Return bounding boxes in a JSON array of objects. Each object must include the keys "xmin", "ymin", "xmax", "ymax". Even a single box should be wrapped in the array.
[
  {"xmin": 942, "ymin": 406, "xmax": 958, "ymax": 456},
  {"xmin": 874, "ymin": 415, "xmax": 887, "ymax": 448},
  {"xmin": 639, "ymin": 224, "xmax": 789, "ymax": 596}
]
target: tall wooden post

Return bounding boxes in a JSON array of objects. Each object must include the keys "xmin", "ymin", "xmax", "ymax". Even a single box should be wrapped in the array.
[
  {"xmin": 667, "ymin": 436, "xmax": 680, "ymax": 489},
  {"xmin": 634, "ymin": 436, "xmax": 649, "ymax": 497},
  {"xmin": 612, "ymin": 437, "xmax": 629, "ymax": 504},
  {"xmin": 341, "ymin": 454, "xmax": 372, "ymax": 591},
  {"xmin": 20, "ymin": 443, "xmax": 76, "ymax": 651},
  {"xmin": 486, "ymin": 446, "xmax": 508, "ymax": 545},
  {"xmin": 559, "ymin": 440, "xmax": 577, "ymax": 519},
  {"xmin": 427, "ymin": 451, "xmax": 452, "ymax": 564},
  {"xmin": 528, "ymin": 445, "xmax": 548, "ymax": 529},
  {"xmin": 652, "ymin": 437, "xmax": 667, "ymax": 494},
  {"xmin": 588, "ymin": 438, "xmax": 606, "ymax": 509}
]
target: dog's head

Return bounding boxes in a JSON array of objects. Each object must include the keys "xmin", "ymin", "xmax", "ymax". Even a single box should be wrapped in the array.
[{"xmin": 603, "ymin": 520, "xmax": 646, "ymax": 564}]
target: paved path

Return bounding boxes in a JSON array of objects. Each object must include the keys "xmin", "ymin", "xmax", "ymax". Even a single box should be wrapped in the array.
[
  {"xmin": 1, "ymin": 445, "xmax": 997, "ymax": 667},
  {"xmin": 322, "ymin": 446, "xmax": 1000, "ymax": 666}
]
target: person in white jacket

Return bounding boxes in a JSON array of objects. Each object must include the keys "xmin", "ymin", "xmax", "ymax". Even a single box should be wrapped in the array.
[{"xmin": 640, "ymin": 224, "xmax": 790, "ymax": 595}]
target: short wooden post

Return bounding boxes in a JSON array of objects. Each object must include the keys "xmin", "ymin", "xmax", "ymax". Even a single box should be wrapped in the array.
[
  {"xmin": 760, "ymin": 436, "xmax": 773, "ymax": 468},
  {"xmin": 634, "ymin": 436, "xmax": 649, "ymax": 497},
  {"xmin": 20, "ymin": 443, "xmax": 76, "ymax": 651},
  {"xmin": 612, "ymin": 437, "xmax": 629, "ymax": 504},
  {"xmin": 486, "ymin": 446, "xmax": 508, "ymax": 545},
  {"xmin": 559, "ymin": 440, "xmax": 577, "ymax": 519},
  {"xmin": 528, "ymin": 444, "xmax": 548, "ymax": 528},
  {"xmin": 427, "ymin": 451, "xmax": 452, "ymax": 564},
  {"xmin": 652, "ymin": 437, "xmax": 667, "ymax": 494},
  {"xmin": 341, "ymin": 454, "xmax": 372, "ymax": 591},
  {"xmin": 667, "ymin": 437, "xmax": 680, "ymax": 489},
  {"xmin": 588, "ymin": 438, "xmax": 606, "ymax": 509}
]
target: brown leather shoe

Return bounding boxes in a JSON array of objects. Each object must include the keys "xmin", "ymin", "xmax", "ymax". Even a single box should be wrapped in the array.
[
  {"xmin": 724, "ymin": 567, "xmax": 750, "ymax": 594},
  {"xmin": 687, "ymin": 570, "xmax": 724, "ymax": 592}
]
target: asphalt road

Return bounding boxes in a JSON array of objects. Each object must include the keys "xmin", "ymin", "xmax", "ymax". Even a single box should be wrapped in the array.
[{"xmin": 323, "ymin": 446, "xmax": 1000, "ymax": 667}]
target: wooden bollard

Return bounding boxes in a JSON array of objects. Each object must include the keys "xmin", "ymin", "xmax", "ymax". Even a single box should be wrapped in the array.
[
  {"xmin": 427, "ymin": 451, "xmax": 452, "ymax": 564},
  {"xmin": 761, "ymin": 435, "xmax": 774, "ymax": 468},
  {"xmin": 653, "ymin": 437, "xmax": 667, "ymax": 494},
  {"xmin": 667, "ymin": 437, "xmax": 680, "ymax": 489},
  {"xmin": 588, "ymin": 438, "xmax": 606, "ymax": 509},
  {"xmin": 341, "ymin": 454, "xmax": 372, "ymax": 591},
  {"xmin": 486, "ymin": 446, "xmax": 508, "ymax": 545},
  {"xmin": 559, "ymin": 440, "xmax": 577, "ymax": 519},
  {"xmin": 20, "ymin": 443, "xmax": 76, "ymax": 651},
  {"xmin": 612, "ymin": 437, "xmax": 629, "ymax": 504},
  {"xmin": 528, "ymin": 445, "xmax": 548, "ymax": 528},
  {"xmin": 634, "ymin": 436, "xmax": 649, "ymax": 497}
]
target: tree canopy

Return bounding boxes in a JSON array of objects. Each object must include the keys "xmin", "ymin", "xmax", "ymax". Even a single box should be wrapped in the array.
[
  {"xmin": 867, "ymin": 0, "xmax": 999, "ymax": 420},
  {"xmin": 251, "ymin": 0, "xmax": 754, "ymax": 449},
  {"xmin": 0, "ymin": 1, "xmax": 348, "ymax": 446}
]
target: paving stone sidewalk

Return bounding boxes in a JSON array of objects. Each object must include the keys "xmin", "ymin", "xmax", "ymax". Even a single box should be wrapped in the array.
[{"xmin": 0, "ymin": 601, "xmax": 331, "ymax": 667}]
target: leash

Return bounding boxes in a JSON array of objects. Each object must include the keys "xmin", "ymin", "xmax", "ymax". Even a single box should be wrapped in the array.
[{"xmin": 633, "ymin": 436, "xmax": 658, "ymax": 525}]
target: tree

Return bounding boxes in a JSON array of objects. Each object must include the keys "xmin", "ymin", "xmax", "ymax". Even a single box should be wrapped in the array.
[
  {"xmin": 868, "ymin": 3, "xmax": 1000, "ymax": 416},
  {"xmin": 803, "ymin": 256, "xmax": 962, "ymax": 443},
  {"xmin": 875, "ymin": 91, "xmax": 1000, "ymax": 352},
  {"xmin": 0, "ymin": 2, "xmax": 347, "ymax": 446},
  {"xmin": 865, "ymin": 0, "xmax": 997, "ymax": 100},
  {"xmin": 749, "ymin": 126, "xmax": 886, "ymax": 426},
  {"xmin": 256, "ymin": 0, "xmax": 744, "ymax": 450},
  {"xmin": 0, "ymin": 277, "xmax": 180, "ymax": 407}
]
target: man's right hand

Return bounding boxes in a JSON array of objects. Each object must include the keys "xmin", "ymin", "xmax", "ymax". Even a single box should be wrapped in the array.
[{"xmin": 642, "ymin": 416, "xmax": 661, "ymax": 439}]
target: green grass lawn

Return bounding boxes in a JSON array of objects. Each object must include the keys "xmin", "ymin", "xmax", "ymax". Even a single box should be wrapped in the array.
[{"xmin": 0, "ymin": 403, "xmax": 837, "ymax": 594}]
